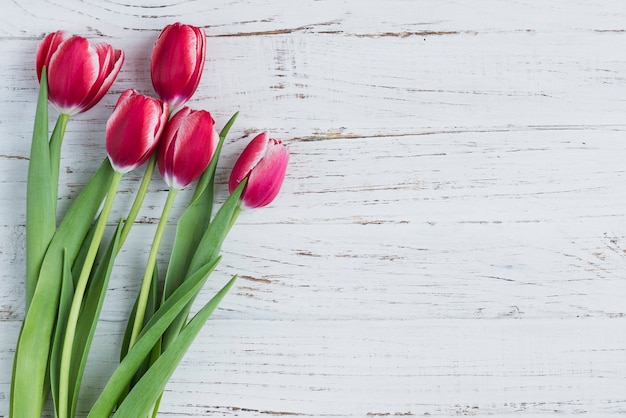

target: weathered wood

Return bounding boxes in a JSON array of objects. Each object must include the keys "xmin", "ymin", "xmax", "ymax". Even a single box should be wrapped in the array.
[{"xmin": 1, "ymin": 0, "xmax": 626, "ymax": 416}]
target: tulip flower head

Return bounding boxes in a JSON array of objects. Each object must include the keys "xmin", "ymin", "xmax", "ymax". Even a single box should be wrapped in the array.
[
  {"xmin": 158, "ymin": 107, "xmax": 218, "ymax": 189},
  {"xmin": 36, "ymin": 30, "xmax": 124, "ymax": 115},
  {"xmin": 106, "ymin": 89, "xmax": 168, "ymax": 174},
  {"xmin": 150, "ymin": 23, "xmax": 206, "ymax": 110},
  {"xmin": 229, "ymin": 132, "xmax": 289, "ymax": 208}
]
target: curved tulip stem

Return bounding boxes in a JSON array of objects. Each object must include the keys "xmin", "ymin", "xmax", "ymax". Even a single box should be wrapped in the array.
[
  {"xmin": 49, "ymin": 113, "xmax": 70, "ymax": 213},
  {"xmin": 128, "ymin": 187, "xmax": 178, "ymax": 349},
  {"xmin": 58, "ymin": 169, "xmax": 122, "ymax": 418},
  {"xmin": 119, "ymin": 154, "xmax": 157, "ymax": 246}
]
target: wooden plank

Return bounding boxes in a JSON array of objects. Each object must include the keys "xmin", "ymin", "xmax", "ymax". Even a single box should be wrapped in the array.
[
  {"xmin": 1, "ymin": 0, "xmax": 626, "ymax": 416},
  {"xmin": 3, "ymin": 318, "xmax": 624, "ymax": 416}
]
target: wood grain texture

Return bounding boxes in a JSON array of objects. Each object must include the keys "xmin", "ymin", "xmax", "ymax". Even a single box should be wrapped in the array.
[{"xmin": 1, "ymin": 0, "xmax": 626, "ymax": 416}]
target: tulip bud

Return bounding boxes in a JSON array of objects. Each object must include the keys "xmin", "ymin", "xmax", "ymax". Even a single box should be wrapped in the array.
[
  {"xmin": 106, "ymin": 89, "xmax": 168, "ymax": 173},
  {"xmin": 157, "ymin": 107, "xmax": 218, "ymax": 189},
  {"xmin": 150, "ymin": 23, "xmax": 206, "ymax": 110},
  {"xmin": 36, "ymin": 30, "xmax": 124, "ymax": 115},
  {"xmin": 229, "ymin": 132, "xmax": 289, "ymax": 208}
]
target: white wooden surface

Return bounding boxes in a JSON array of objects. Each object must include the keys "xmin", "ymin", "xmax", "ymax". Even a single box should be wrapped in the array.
[{"xmin": 2, "ymin": 0, "xmax": 626, "ymax": 416}]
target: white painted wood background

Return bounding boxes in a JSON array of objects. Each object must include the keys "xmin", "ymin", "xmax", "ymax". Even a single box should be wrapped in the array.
[{"xmin": 1, "ymin": 0, "xmax": 626, "ymax": 416}]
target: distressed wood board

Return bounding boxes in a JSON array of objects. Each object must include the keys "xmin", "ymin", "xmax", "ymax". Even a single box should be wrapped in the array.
[{"xmin": 1, "ymin": 0, "xmax": 626, "ymax": 416}]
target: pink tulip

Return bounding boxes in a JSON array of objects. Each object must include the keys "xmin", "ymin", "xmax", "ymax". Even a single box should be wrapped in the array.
[
  {"xmin": 157, "ymin": 107, "xmax": 218, "ymax": 189},
  {"xmin": 150, "ymin": 23, "xmax": 206, "ymax": 110},
  {"xmin": 229, "ymin": 132, "xmax": 289, "ymax": 208},
  {"xmin": 106, "ymin": 89, "xmax": 168, "ymax": 173},
  {"xmin": 36, "ymin": 30, "xmax": 124, "ymax": 115}
]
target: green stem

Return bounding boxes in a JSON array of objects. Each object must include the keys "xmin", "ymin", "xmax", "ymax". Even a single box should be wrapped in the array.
[
  {"xmin": 50, "ymin": 113, "xmax": 70, "ymax": 214},
  {"xmin": 120, "ymin": 154, "xmax": 157, "ymax": 246},
  {"xmin": 128, "ymin": 188, "xmax": 178, "ymax": 349},
  {"xmin": 58, "ymin": 170, "xmax": 122, "ymax": 418}
]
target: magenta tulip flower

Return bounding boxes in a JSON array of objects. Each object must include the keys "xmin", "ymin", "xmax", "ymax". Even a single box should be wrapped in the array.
[
  {"xmin": 36, "ymin": 30, "xmax": 124, "ymax": 115},
  {"xmin": 229, "ymin": 132, "xmax": 289, "ymax": 208},
  {"xmin": 157, "ymin": 107, "xmax": 218, "ymax": 189},
  {"xmin": 150, "ymin": 23, "xmax": 206, "ymax": 110},
  {"xmin": 106, "ymin": 89, "xmax": 168, "ymax": 173}
]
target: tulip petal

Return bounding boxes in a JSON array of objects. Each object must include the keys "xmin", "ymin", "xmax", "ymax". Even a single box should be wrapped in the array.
[
  {"xmin": 158, "ymin": 108, "xmax": 216, "ymax": 189},
  {"xmin": 243, "ymin": 140, "xmax": 289, "ymax": 207},
  {"xmin": 38, "ymin": 32, "xmax": 123, "ymax": 115},
  {"xmin": 228, "ymin": 132, "xmax": 269, "ymax": 190},
  {"xmin": 79, "ymin": 44, "xmax": 124, "ymax": 114},
  {"xmin": 159, "ymin": 130, "xmax": 179, "ymax": 187},
  {"xmin": 36, "ymin": 31, "xmax": 69, "ymax": 81},
  {"xmin": 171, "ymin": 120, "xmax": 212, "ymax": 187},
  {"xmin": 151, "ymin": 23, "xmax": 206, "ymax": 108},
  {"xmin": 135, "ymin": 100, "xmax": 168, "ymax": 165},
  {"xmin": 107, "ymin": 90, "xmax": 167, "ymax": 173},
  {"xmin": 152, "ymin": 27, "xmax": 194, "ymax": 101},
  {"xmin": 48, "ymin": 37, "xmax": 101, "ymax": 114},
  {"xmin": 179, "ymin": 27, "xmax": 206, "ymax": 106}
]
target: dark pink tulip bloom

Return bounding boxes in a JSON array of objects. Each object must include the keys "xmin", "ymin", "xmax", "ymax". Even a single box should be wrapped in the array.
[
  {"xmin": 151, "ymin": 23, "xmax": 206, "ymax": 110},
  {"xmin": 36, "ymin": 30, "xmax": 124, "ymax": 115},
  {"xmin": 229, "ymin": 132, "xmax": 289, "ymax": 208},
  {"xmin": 157, "ymin": 107, "xmax": 218, "ymax": 189},
  {"xmin": 106, "ymin": 89, "xmax": 168, "ymax": 173}
]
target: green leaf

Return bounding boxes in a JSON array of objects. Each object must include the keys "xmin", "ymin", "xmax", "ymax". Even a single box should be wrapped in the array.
[
  {"xmin": 160, "ymin": 155, "xmax": 215, "ymax": 304},
  {"xmin": 88, "ymin": 258, "xmax": 222, "ymax": 418},
  {"xmin": 150, "ymin": 394, "xmax": 162, "ymax": 418},
  {"xmin": 69, "ymin": 220, "xmax": 123, "ymax": 418},
  {"xmin": 112, "ymin": 275, "xmax": 238, "ymax": 418},
  {"xmin": 50, "ymin": 249, "xmax": 74, "ymax": 418},
  {"xmin": 9, "ymin": 324, "xmax": 22, "ymax": 418},
  {"xmin": 11, "ymin": 159, "xmax": 114, "ymax": 418},
  {"xmin": 49, "ymin": 113, "xmax": 69, "ymax": 213},
  {"xmin": 117, "ymin": 261, "xmax": 161, "ymax": 409},
  {"xmin": 161, "ymin": 180, "xmax": 245, "ymax": 351},
  {"xmin": 162, "ymin": 111, "xmax": 238, "ymax": 304},
  {"xmin": 26, "ymin": 67, "xmax": 55, "ymax": 310},
  {"xmin": 188, "ymin": 180, "xmax": 245, "ymax": 275}
]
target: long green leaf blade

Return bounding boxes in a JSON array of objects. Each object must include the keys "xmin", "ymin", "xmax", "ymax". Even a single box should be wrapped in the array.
[
  {"xmin": 26, "ymin": 67, "xmax": 54, "ymax": 310},
  {"xmin": 188, "ymin": 180, "xmax": 245, "ymax": 275},
  {"xmin": 49, "ymin": 113, "xmax": 69, "ymax": 211},
  {"xmin": 11, "ymin": 160, "xmax": 114, "ymax": 418},
  {"xmin": 117, "ymin": 262, "xmax": 160, "ymax": 406},
  {"xmin": 161, "ymin": 181, "xmax": 245, "ymax": 350},
  {"xmin": 162, "ymin": 112, "xmax": 238, "ymax": 303},
  {"xmin": 112, "ymin": 276, "xmax": 238, "ymax": 418},
  {"xmin": 88, "ymin": 258, "xmax": 221, "ymax": 418},
  {"xmin": 50, "ymin": 249, "xmax": 74, "ymax": 418}
]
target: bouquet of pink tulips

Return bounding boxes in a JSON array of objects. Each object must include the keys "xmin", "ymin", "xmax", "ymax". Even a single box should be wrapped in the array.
[{"xmin": 11, "ymin": 23, "xmax": 289, "ymax": 418}]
